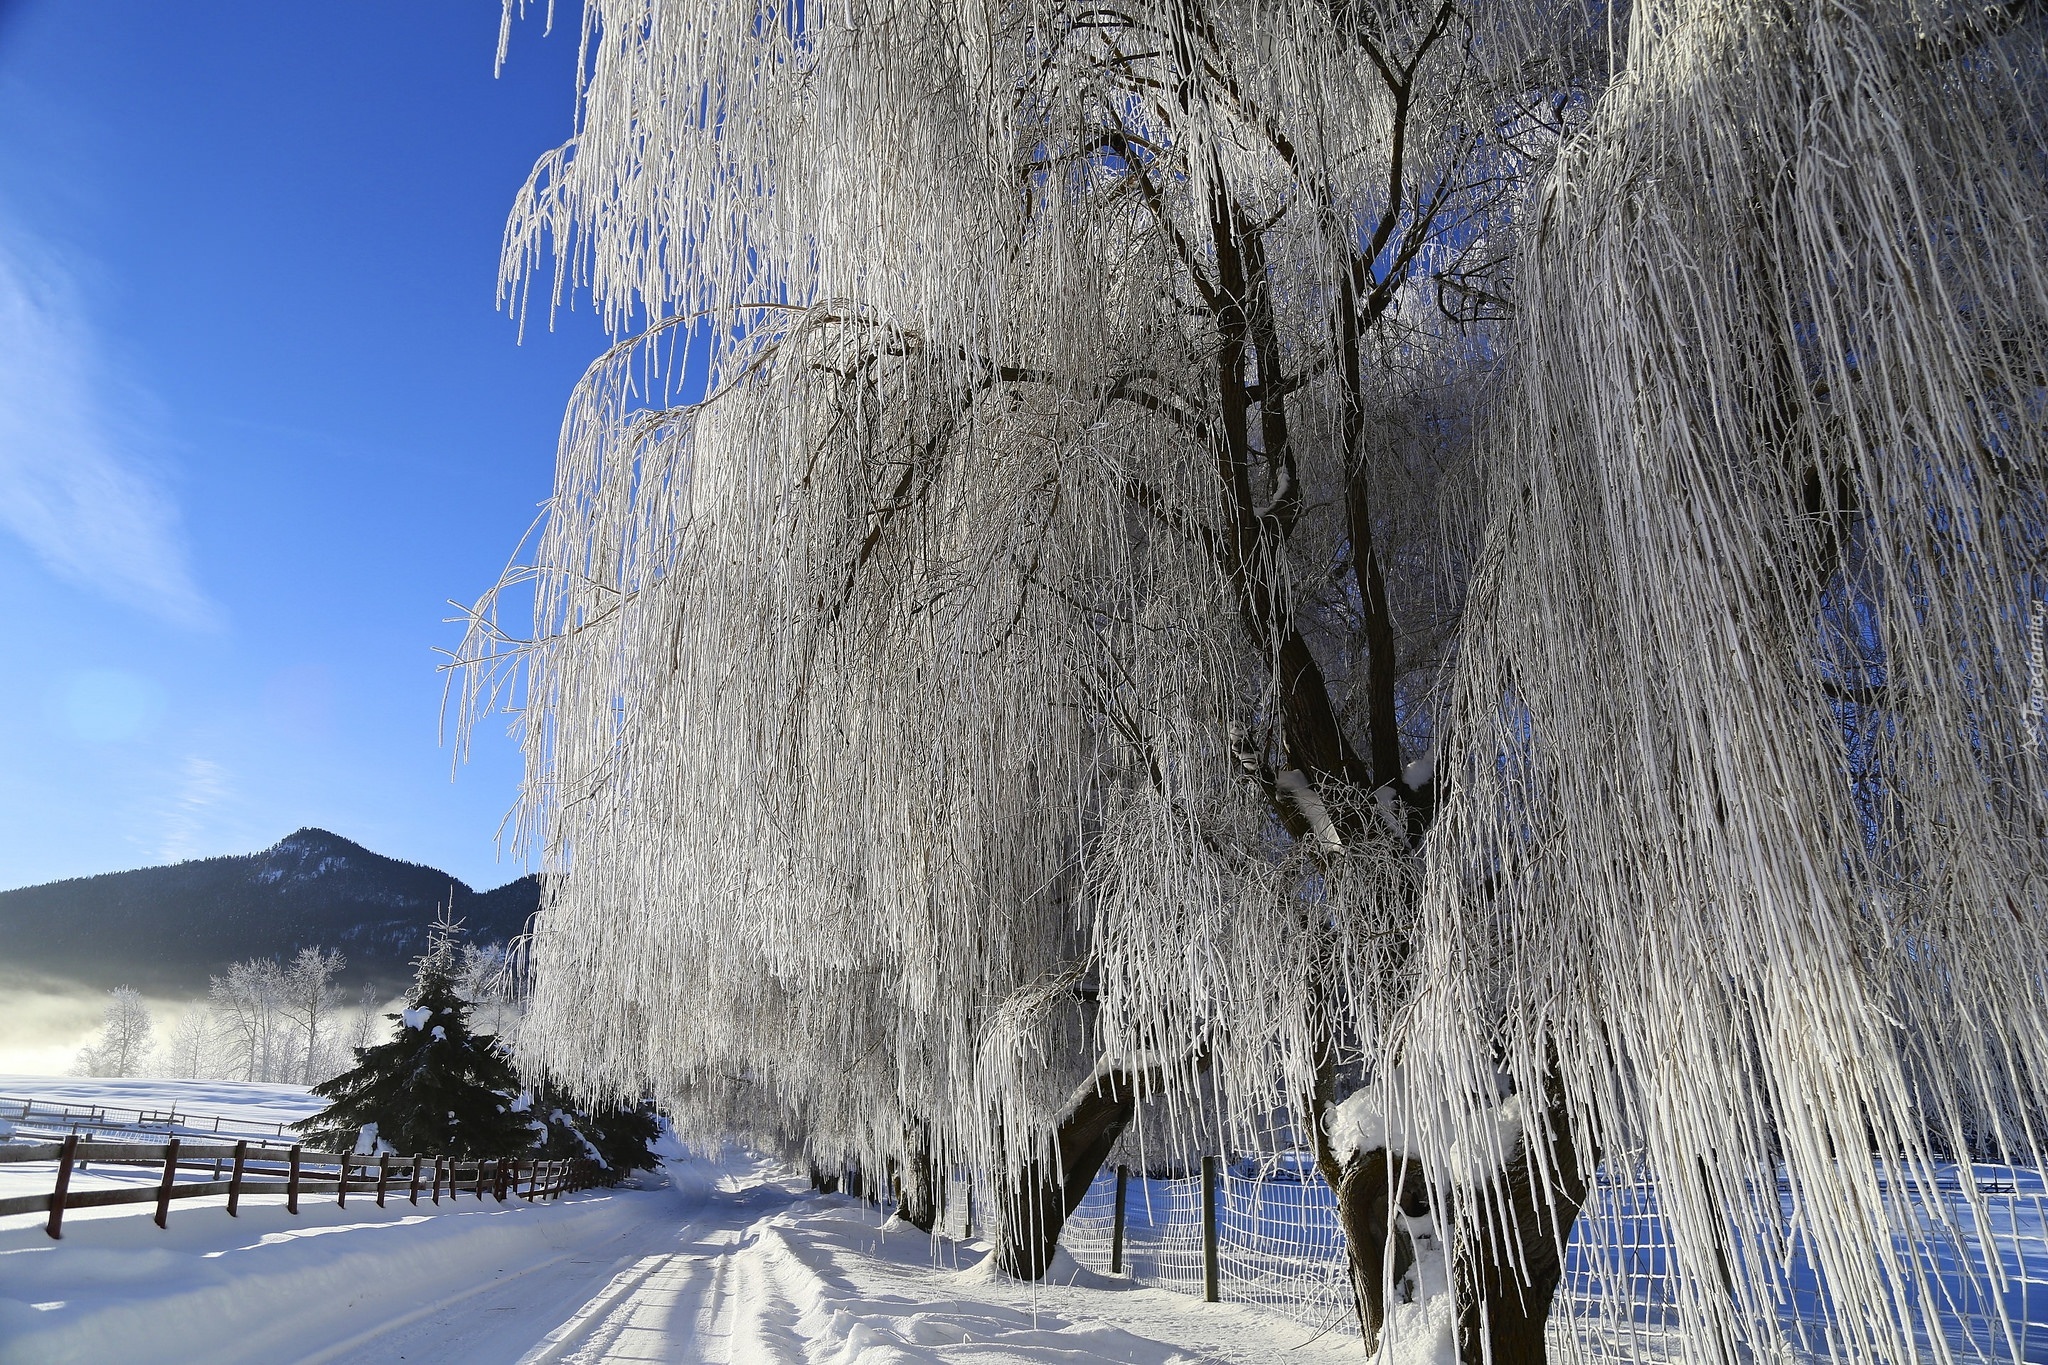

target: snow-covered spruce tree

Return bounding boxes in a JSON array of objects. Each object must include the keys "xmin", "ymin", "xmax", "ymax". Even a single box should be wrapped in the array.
[
  {"xmin": 463, "ymin": 0, "xmax": 2047, "ymax": 1359},
  {"xmin": 525, "ymin": 1086, "xmax": 662, "ymax": 1186},
  {"xmin": 298, "ymin": 930, "xmax": 532, "ymax": 1159}
]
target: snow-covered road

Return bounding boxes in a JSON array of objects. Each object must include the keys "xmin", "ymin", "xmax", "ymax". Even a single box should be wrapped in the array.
[
  {"xmin": 2, "ymin": 1155, "xmax": 1362, "ymax": 1364},
  {"xmin": 300, "ymin": 1176, "xmax": 779, "ymax": 1365}
]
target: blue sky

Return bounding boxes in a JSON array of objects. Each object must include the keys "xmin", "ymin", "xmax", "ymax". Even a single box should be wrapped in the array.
[{"xmin": 0, "ymin": 2, "xmax": 609, "ymax": 892}]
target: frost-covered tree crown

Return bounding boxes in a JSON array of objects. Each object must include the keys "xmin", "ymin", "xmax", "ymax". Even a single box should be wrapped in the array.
[{"xmin": 459, "ymin": 0, "xmax": 2047, "ymax": 1355}]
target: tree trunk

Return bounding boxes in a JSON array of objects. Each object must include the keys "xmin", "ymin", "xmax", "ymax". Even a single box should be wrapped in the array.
[
  {"xmin": 808, "ymin": 1161, "xmax": 839, "ymax": 1193},
  {"xmin": 1451, "ymin": 1085, "xmax": 1593, "ymax": 1365},
  {"xmin": 1320, "ymin": 1074, "xmax": 1592, "ymax": 1364},
  {"xmin": 897, "ymin": 1127, "xmax": 939, "ymax": 1232},
  {"xmin": 1331, "ymin": 1147, "xmax": 1430, "ymax": 1351},
  {"xmin": 992, "ymin": 1056, "xmax": 1182, "ymax": 1277}
]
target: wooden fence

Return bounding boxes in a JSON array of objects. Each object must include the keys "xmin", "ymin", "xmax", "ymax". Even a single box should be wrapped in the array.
[
  {"xmin": 0, "ymin": 1136, "xmax": 602, "ymax": 1239},
  {"xmin": 1, "ymin": 1092, "xmax": 298, "ymax": 1144}
]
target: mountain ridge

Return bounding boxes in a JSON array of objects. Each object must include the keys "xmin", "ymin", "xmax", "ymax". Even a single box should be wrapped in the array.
[{"xmin": 0, "ymin": 828, "xmax": 539, "ymax": 996}]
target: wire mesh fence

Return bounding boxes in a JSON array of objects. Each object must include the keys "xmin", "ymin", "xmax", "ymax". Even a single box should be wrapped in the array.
[{"xmin": 1052, "ymin": 1158, "xmax": 2048, "ymax": 1361}]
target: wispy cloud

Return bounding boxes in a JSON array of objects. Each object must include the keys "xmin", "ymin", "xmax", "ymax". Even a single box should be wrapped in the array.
[
  {"xmin": 0, "ymin": 230, "xmax": 220, "ymax": 629},
  {"xmin": 158, "ymin": 755, "xmax": 231, "ymax": 863}
]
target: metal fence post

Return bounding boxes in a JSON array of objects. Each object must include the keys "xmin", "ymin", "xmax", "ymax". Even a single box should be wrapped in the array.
[
  {"xmin": 46, "ymin": 1134, "xmax": 78, "ymax": 1240},
  {"xmin": 1201, "ymin": 1155, "xmax": 1219, "ymax": 1303},
  {"xmin": 1111, "ymin": 1164, "xmax": 1129, "ymax": 1275}
]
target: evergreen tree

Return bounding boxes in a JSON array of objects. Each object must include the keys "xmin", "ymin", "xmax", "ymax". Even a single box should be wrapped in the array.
[
  {"xmin": 297, "ymin": 927, "xmax": 531, "ymax": 1159},
  {"xmin": 525, "ymin": 1086, "xmax": 663, "ymax": 1187}
]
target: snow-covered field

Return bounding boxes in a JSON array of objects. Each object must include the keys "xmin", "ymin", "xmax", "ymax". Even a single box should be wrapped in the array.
[
  {"xmin": 0, "ymin": 1073, "xmax": 326, "ymax": 1134},
  {"xmin": 0, "ymin": 1074, "xmax": 330, "ymax": 1208}
]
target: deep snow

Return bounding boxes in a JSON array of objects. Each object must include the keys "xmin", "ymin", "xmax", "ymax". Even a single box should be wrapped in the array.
[
  {"xmin": 3, "ymin": 1141, "xmax": 1359, "ymax": 1363},
  {"xmin": 7, "ymin": 1075, "xmax": 2045, "ymax": 1362},
  {"xmin": 0, "ymin": 1073, "xmax": 328, "ymax": 1133}
]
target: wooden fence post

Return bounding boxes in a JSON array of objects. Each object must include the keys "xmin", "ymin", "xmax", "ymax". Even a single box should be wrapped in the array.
[
  {"xmin": 1201, "ymin": 1155, "xmax": 1219, "ymax": 1303},
  {"xmin": 46, "ymin": 1134, "xmax": 78, "ymax": 1240},
  {"xmin": 475, "ymin": 1159, "xmax": 490, "ymax": 1201},
  {"xmin": 154, "ymin": 1138, "xmax": 181, "ymax": 1228},
  {"xmin": 337, "ymin": 1154, "xmax": 349, "ymax": 1208},
  {"xmin": 431, "ymin": 1156, "xmax": 443, "ymax": 1204},
  {"xmin": 1111, "ymin": 1164, "xmax": 1129, "ymax": 1275},
  {"xmin": 409, "ymin": 1155, "xmax": 422, "ymax": 1205},
  {"xmin": 287, "ymin": 1145, "xmax": 301, "ymax": 1214},
  {"xmin": 228, "ymin": 1140, "xmax": 247, "ymax": 1217},
  {"xmin": 377, "ymin": 1153, "xmax": 390, "ymax": 1207},
  {"xmin": 964, "ymin": 1183, "xmax": 974, "ymax": 1239}
]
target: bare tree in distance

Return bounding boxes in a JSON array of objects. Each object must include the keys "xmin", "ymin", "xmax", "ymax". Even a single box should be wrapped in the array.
[
  {"xmin": 348, "ymin": 982, "xmax": 384, "ymax": 1058},
  {"xmin": 74, "ymin": 986, "xmax": 153, "ymax": 1079},
  {"xmin": 279, "ymin": 946, "xmax": 348, "ymax": 1086},
  {"xmin": 209, "ymin": 958, "xmax": 287, "ymax": 1083},
  {"xmin": 154, "ymin": 1003, "xmax": 215, "ymax": 1081}
]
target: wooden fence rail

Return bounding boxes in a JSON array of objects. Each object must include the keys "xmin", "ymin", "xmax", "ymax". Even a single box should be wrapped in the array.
[
  {"xmin": 0, "ymin": 1136, "xmax": 602, "ymax": 1239},
  {"xmin": 1, "ymin": 1093, "xmax": 298, "ymax": 1143}
]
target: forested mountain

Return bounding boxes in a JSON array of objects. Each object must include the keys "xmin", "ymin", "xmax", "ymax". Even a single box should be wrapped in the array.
[{"xmin": 0, "ymin": 829, "xmax": 538, "ymax": 994}]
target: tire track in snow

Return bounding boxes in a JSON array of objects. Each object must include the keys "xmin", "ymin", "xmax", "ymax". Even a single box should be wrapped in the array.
[
  {"xmin": 522, "ymin": 1228, "xmax": 742, "ymax": 1364},
  {"xmin": 127, "ymin": 1162, "xmax": 1362, "ymax": 1364},
  {"xmin": 299, "ymin": 1162, "xmax": 803, "ymax": 1365}
]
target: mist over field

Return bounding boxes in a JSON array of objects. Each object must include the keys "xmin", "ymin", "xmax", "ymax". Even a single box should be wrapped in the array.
[{"xmin": 0, "ymin": 968, "xmax": 197, "ymax": 1076}]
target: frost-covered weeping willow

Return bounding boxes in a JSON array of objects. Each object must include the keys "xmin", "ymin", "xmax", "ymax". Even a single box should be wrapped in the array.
[
  {"xmin": 460, "ymin": 0, "xmax": 2047, "ymax": 1356},
  {"xmin": 1410, "ymin": 3, "xmax": 2048, "ymax": 1354}
]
